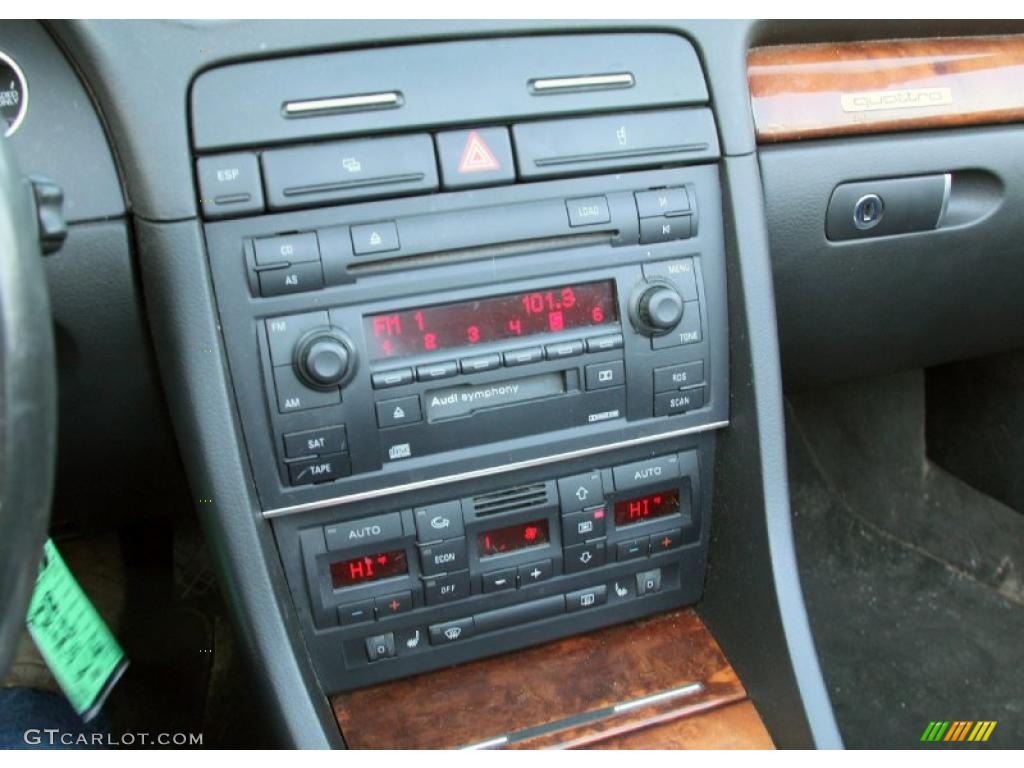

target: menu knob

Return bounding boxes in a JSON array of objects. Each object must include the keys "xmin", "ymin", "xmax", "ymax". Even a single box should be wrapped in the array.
[
  {"xmin": 295, "ymin": 330, "xmax": 354, "ymax": 389},
  {"xmin": 638, "ymin": 284, "xmax": 684, "ymax": 333}
]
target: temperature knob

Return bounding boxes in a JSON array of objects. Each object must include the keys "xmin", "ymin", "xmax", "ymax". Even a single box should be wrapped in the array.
[
  {"xmin": 637, "ymin": 284, "xmax": 684, "ymax": 334},
  {"xmin": 295, "ymin": 330, "xmax": 355, "ymax": 389}
]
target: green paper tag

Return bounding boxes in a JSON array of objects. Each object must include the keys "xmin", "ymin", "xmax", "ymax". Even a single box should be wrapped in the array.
[{"xmin": 25, "ymin": 539, "xmax": 128, "ymax": 721}]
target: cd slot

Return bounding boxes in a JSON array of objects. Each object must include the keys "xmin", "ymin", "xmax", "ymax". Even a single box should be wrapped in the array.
[{"xmin": 346, "ymin": 232, "xmax": 616, "ymax": 275}]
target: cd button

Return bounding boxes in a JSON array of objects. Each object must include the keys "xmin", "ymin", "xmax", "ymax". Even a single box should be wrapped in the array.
[
  {"xmin": 460, "ymin": 353, "xmax": 501, "ymax": 373},
  {"xmin": 371, "ymin": 368, "xmax": 414, "ymax": 389},
  {"xmin": 503, "ymin": 347, "xmax": 544, "ymax": 367},
  {"xmin": 376, "ymin": 395, "xmax": 422, "ymax": 428},
  {"xmin": 545, "ymin": 340, "xmax": 584, "ymax": 360},
  {"xmin": 254, "ymin": 232, "xmax": 320, "ymax": 266},
  {"xmin": 416, "ymin": 360, "xmax": 458, "ymax": 381}
]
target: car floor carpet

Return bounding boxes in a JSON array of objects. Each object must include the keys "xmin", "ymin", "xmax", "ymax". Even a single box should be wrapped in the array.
[{"xmin": 784, "ymin": 369, "xmax": 1024, "ymax": 749}]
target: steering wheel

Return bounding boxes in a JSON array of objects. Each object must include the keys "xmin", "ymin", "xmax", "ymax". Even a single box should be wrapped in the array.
[{"xmin": 0, "ymin": 136, "xmax": 57, "ymax": 677}]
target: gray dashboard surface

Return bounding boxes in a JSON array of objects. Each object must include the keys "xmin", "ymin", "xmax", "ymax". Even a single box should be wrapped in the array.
[{"xmin": 49, "ymin": 19, "xmax": 759, "ymax": 221}]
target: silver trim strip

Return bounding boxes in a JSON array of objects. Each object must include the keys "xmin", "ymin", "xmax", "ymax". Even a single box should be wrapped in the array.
[
  {"xmin": 0, "ymin": 49, "xmax": 29, "ymax": 138},
  {"xmin": 283, "ymin": 91, "xmax": 401, "ymax": 117},
  {"xmin": 461, "ymin": 736, "xmax": 509, "ymax": 750},
  {"xmin": 613, "ymin": 682, "xmax": 703, "ymax": 713},
  {"xmin": 937, "ymin": 172, "xmax": 952, "ymax": 226},
  {"xmin": 530, "ymin": 72, "xmax": 635, "ymax": 93},
  {"xmin": 263, "ymin": 419, "xmax": 729, "ymax": 518}
]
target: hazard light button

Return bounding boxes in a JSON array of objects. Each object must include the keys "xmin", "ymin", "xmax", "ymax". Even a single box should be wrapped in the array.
[{"xmin": 435, "ymin": 127, "xmax": 515, "ymax": 190}]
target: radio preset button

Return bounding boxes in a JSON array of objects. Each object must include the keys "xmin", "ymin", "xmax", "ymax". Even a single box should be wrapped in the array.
[
  {"xmin": 558, "ymin": 472, "xmax": 604, "ymax": 513},
  {"xmin": 459, "ymin": 353, "xmax": 501, "ymax": 374},
  {"xmin": 416, "ymin": 361, "xmax": 458, "ymax": 382},
  {"xmin": 413, "ymin": 501, "xmax": 465, "ymax": 542},
  {"xmin": 503, "ymin": 347, "xmax": 544, "ymax": 367},
  {"xmin": 254, "ymin": 233, "xmax": 320, "ymax": 267},
  {"xmin": 651, "ymin": 301, "xmax": 702, "ymax": 349},
  {"xmin": 258, "ymin": 261, "xmax": 325, "ymax": 297},
  {"xmin": 364, "ymin": 632, "xmax": 396, "ymax": 662},
  {"xmin": 585, "ymin": 333, "xmax": 624, "ymax": 353},
  {"xmin": 423, "ymin": 570, "xmax": 471, "ymax": 605},
  {"xmin": 429, "ymin": 617, "xmax": 474, "ymax": 645},
  {"xmin": 613, "ymin": 455, "xmax": 680, "ymax": 493},
  {"xmin": 287, "ymin": 452, "xmax": 351, "ymax": 486},
  {"xmin": 338, "ymin": 599, "xmax": 374, "ymax": 626},
  {"xmin": 351, "ymin": 221, "xmax": 400, "ymax": 255},
  {"xmin": 376, "ymin": 395, "xmax": 422, "ymax": 428},
  {"xmin": 563, "ymin": 540, "xmax": 607, "ymax": 574},
  {"xmin": 566, "ymin": 195, "xmax": 611, "ymax": 227},
  {"xmin": 616, "ymin": 538, "xmax": 649, "ymax": 562},
  {"xmin": 545, "ymin": 339, "xmax": 584, "ymax": 360},
  {"xmin": 653, "ymin": 361, "xmax": 705, "ymax": 393},
  {"xmin": 566, "ymin": 584, "xmax": 608, "ymax": 612},
  {"xmin": 325, "ymin": 512, "xmax": 404, "ymax": 551},
  {"xmin": 266, "ymin": 311, "xmax": 328, "ymax": 366},
  {"xmin": 273, "ymin": 365, "xmax": 340, "ymax": 413},
  {"xmin": 371, "ymin": 368, "xmax": 414, "ymax": 389},
  {"xmin": 517, "ymin": 559, "xmax": 554, "ymax": 586},
  {"xmin": 561, "ymin": 507, "xmax": 607, "ymax": 547},
  {"xmin": 585, "ymin": 360, "xmax": 625, "ymax": 390},
  {"xmin": 482, "ymin": 568, "xmax": 517, "ymax": 593},
  {"xmin": 654, "ymin": 386, "xmax": 705, "ymax": 417},
  {"xmin": 419, "ymin": 538, "xmax": 468, "ymax": 576},
  {"xmin": 374, "ymin": 591, "xmax": 413, "ymax": 619}
]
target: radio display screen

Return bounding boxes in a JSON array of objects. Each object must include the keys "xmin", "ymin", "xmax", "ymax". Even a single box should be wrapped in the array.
[
  {"xmin": 477, "ymin": 519, "xmax": 550, "ymax": 559},
  {"xmin": 364, "ymin": 281, "xmax": 618, "ymax": 360},
  {"xmin": 329, "ymin": 548, "xmax": 408, "ymax": 589},
  {"xmin": 613, "ymin": 489, "xmax": 681, "ymax": 527}
]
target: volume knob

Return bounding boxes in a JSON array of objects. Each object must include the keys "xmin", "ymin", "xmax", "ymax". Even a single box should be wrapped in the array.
[
  {"xmin": 295, "ymin": 330, "xmax": 354, "ymax": 389},
  {"xmin": 638, "ymin": 284, "xmax": 684, "ymax": 333}
]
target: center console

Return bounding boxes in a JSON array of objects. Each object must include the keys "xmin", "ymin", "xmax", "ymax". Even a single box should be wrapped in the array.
[{"xmin": 195, "ymin": 33, "xmax": 729, "ymax": 692}]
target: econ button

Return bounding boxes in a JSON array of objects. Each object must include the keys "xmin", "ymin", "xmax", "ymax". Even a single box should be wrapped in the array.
[{"xmin": 435, "ymin": 127, "xmax": 515, "ymax": 190}]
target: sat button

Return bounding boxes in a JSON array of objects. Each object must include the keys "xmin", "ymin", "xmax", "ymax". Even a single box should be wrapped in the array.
[{"xmin": 283, "ymin": 425, "xmax": 347, "ymax": 458}]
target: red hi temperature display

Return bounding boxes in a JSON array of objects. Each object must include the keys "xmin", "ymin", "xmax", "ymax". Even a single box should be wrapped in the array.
[
  {"xmin": 613, "ymin": 489, "xmax": 681, "ymax": 527},
  {"xmin": 364, "ymin": 280, "xmax": 618, "ymax": 360},
  {"xmin": 330, "ymin": 549, "xmax": 408, "ymax": 589}
]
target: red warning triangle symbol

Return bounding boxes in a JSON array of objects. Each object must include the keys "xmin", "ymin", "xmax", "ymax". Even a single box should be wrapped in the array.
[{"xmin": 458, "ymin": 130, "xmax": 501, "ymax": 174}]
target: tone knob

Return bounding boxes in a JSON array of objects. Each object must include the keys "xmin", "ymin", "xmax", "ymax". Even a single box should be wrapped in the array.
[
  {"xmin": 638, "ymin": 284, "xmax": 684, "ymax": 333},
  {"xmin": 295, "ymin": 330, "xmax": 354, "ymax": 389}
]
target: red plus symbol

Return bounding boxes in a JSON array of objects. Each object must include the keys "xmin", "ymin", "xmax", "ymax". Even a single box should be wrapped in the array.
[
  {"xmin": 661, "ymin": 537, "xmax": 672, "ymax": 549},
  {"xmin": 389, "ymin": 600, "xmax": 400, "ymax": 612}
]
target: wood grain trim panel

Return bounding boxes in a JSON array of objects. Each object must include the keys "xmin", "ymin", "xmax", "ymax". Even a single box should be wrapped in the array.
[
  {"xmin": 332, "ymin": 609, "xmax": 772, "ymax": 750},
  {"xmin": 593, "ymin": 700, "xmax": 774, "ymax": 749},
  {"xmin": 749, "ymin": 36, "xmax": 1024, "ymax": 142}
]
